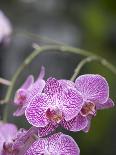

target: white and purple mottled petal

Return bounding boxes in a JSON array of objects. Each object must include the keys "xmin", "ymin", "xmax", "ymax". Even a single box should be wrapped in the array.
[
  {"xmin": 75, "ymin": 74, "xmax": 109, "ymax": 104},
  {"xmin": 38, "ymin": 122, "xmax": 58, "ymax": 137},
  {"xmin": 24, "ymin": 138, "xmax": 47, "ymax": 155},
  {"xmin": 58, "ymin": 134, "xmax": 80, "ymax": 155},
  {"xmin": 14, "ymin": 67, "xmax": 46, "ymax": 117},
  {"xmin": 27, "ymin": 66, "xmax": 46, "ymax": 101},
  {"xmin": 60, "ymin": 89, "xmax": 84, "ymax": 121},
  {"xmin": 61, "ymin": 113, "xmax": 88, "ymax": 132},
  {"xmin": 13, "ymin": 127, "xmax": 38, "ymax": 155},
  {"xmin": 44, "ymin": 77, "xmax": 62, "ymax": 96},
  {"xmin": 82, "ymin": 115, "xmax": 93, "ymax": 133},
  {"xmin": 25, "ymin": 94, "xmax": 50, "ymax": 127},
  {"xmin": 25, "ymin": 133, "xmax": 80, "ymax": 155},
  {"xmin": 59, "ymin": 79, "xmax": 75, "ymax": 90},
  {"xmin": 96, "ymin": 98, "xmax": 114, "ymax": 110},
  {"xmin": 26, "ymin": 79, "xmax": 45, "ymax": 103}
]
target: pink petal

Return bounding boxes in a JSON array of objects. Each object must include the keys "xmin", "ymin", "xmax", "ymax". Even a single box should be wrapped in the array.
[
  {"xmin": 96, "ymin": 98, "xmax": 114, "ymax": 110},
  {"xmin": 27, "ymin": 79, "xmax": 45, "ymax": 103},
  {"xmin": 24, "ymin": 138, "xmax": 47, "ymax": 155},
  {"xmin": 13, "ymin": 127, "xmax": 38, "ymax": 155},
  {"xmin": 21, "ymin": 75, "xmax": 34, "ymax": 89},
  {"xmin": 58, "ymin": 134, "xmax": 80, "ymax": 155},
  {"xmin": 44, "ymin": 78, "xmax": 62, "ymax": 96},
  {"xmin": 59, "ymin": 79, "xmax": 75, "ymax": 90},
  {"xmin": 38, "ymin": 122, "xmax": 58, "ymax": 137},
  {"xmin": 60, "ymin": 89, "xmax": 84, "ymax": 121},
  {"xmin": 0, "ymin": 123, "xmax": 17, "ymax": 141},
  {"xmin": 37, "ymin": 66, "xmax": 45, "ymax": 79},
  {"xmin": 82, "ymin": 115, "xmax": 92, "ymax": 133},
  {"xmin": 13, "ymin": 106, "xmax": 26, "ymax": 117},
  {"xmin": 61, "ymin": 113, "xmax": 88, "ymax": 131},
  {"xmin": 75, "ymin": 74, "xmax": 109, "ymax": 104},
  {"xmin": 25, "ymin": 94, "xmax": 49, "ymax": 127},
  {"xmin": 25, "ymin": 133, "xmax": 80, "ymax": 155}
]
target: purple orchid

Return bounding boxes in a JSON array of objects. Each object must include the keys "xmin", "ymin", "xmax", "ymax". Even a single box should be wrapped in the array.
[
  {"xmin": 62, "ymin": 74, "xmax": 114, "ymax": 132},
  {"xmin": 26, "ymin": 74, "xmax": 114, "ymax": 136},
  {"xmin": 0, "ymin": 123, "xmax": 38, "ymax": 155},
  {"xmin": 25, "ymin": 77, "xmax": 84, "ymax": 137},
  {"xmin": 0, "ymin": 10, "xmax": 12, "ymax": 45},
  {"xmin": 25, "ymin": 132, "xmax": 80, "ymax": 155},
  {"xmin": 13, "ymin": 66, "xmax": 45, "ymax": 116},
  {"xmin": 0, "ymin": 123, "xmax": 17, "ymax": 155},
  {"xmin": 13, "ymin": 126, "xmax": 38, "ymax": 155}
]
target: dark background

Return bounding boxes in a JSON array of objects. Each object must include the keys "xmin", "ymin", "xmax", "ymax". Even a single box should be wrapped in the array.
[{"xmin": 0, "ymin": 0, "xmax": 116, "ymax": 155}]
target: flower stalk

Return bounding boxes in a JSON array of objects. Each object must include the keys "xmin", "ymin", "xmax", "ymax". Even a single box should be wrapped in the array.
[{"xmin": 1, "ymin": 45, "xmax": 116, "ymax": 122}]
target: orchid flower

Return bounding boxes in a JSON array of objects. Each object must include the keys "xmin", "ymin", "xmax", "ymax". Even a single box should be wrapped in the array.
[{"xmin": 13, "ymin": 66, "xmax": 45, "ymax": 116}]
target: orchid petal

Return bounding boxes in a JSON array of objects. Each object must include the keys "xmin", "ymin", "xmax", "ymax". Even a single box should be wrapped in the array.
[
  {"xmin": 13, "ymin": 106, "xmax": 26, "ymax": 117},
  {"xmin": 25, "ymin": 94, "xmax": 49, "ymax": 127},
  {"xmin": 58, "ymin": 134, "xmax": 80, "ymax": 155},
  {"xmin": 0, "ymin": 123, "xmax": 17, "ymax": 141},
  {"xmin": 75, "ymin": 74, "xmax": 109, "ymax": 104},
  {"xmin": 25, "ymin": 133, "xmax": 80, "ymax": 155},
  {"xmin": 44, "ymin": 78, "xmax": 62, "ymax": 96},
  {"xmin": 24, "ymin": 138, "xmax": 47, "ymax": 155},
  {"xmin": 59, "ymin": 79, "xmax": 75, "ymax": 90},
  {"xmin": 60, "ymin": 89, "xmax": 84, "ymax": 121},
  {"xmin": 82, "ymin": 115, "xmax": 92, "ymax": 133},
  {"xmin": 38, "ymin": 122, "xmax": 58, "ymax": 137},
  {"xmin": 96, "ymin": 98, "xmax": 114, "ymax": 110},
  {"xmin": 25, "ymin": 79, "xmax": 45, "ymax": 106},
  {"xmin": 37, "ymin": 66, "xmax": 45, "ymax": 79},
  {"xmin": 21, "ymin": 75, "xmax": 34, "ymax": 89},
  {"xmin": 62, "ymin": 113, "xmax": 87, "ymax": 131}
]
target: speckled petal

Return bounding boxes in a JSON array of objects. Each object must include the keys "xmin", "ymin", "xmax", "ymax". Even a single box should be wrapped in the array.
[
  {"xmin": 25, "ymin": 94, "xmax": 49, "ymax": 127},
  {"xmin": 25, "ymin": 133, "xmax": 80, "ymax": 155},
  {"xmin": 26, "ymin": 79, "xmax": 45, "ymax": 103},
  {"xmin": 24, "ymin": 138, "xmax": 47, "ymax": 155},
  {"xmin": 21, "ymin": 75, "xmax": 34, "ymax": 89},
  {"xmin": 59, "ymin": 79, "xmax": 75, "ymax": 90},
  {"xmin": 58, "ymin": 134, "xmax": 80, "ymax": 155},
  {"xmin": 61, "ymin": 113, "xmax": 88, "ymax": 131},
  {"xmin": 96, "ymin": 98, "xmax": 114, "ymax": 110},
  {"xmin": 38, "ymin": 122, "xmax": 58, "ymax": 137},
  {"xmin": 44, "ymin": 78, "xmax": 62, "ymax": 96},
  {"xmin": 26, "ymin": 66, "xmax": 46, "ymax": 102},
  {"xmin": 61, "ymin": 89, "xmax": 84, "ymax": 121},
  {"xmin": 75, "ymin": 74, "xmax": 109, "ymax": 104},
  {"xmin": 82, "ymin": 115, "xmax": 92, "ymax": 133},
  {"xmin": 13, "ymin": 127, "xmax": 37, "ymax": 155}
]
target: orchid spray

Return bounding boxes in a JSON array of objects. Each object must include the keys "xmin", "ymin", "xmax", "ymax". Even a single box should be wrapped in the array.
[{"xmin": 0, "ymin": 41, "xmax": 115, "ymax": 154}]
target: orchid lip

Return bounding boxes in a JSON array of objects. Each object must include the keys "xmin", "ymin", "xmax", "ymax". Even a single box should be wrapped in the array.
[
  {"xmin": 14, "ymin": 89, "xmax": 27, "ymax": 105},
  {"xmin": 3, "ymin": 142, "xmax": 13, "ymax": 153},
  {"xmin": 46, "ymin": 108, "xmax": 63, "ymax": 123},
  {"xmin": 81, "ymin": 102, "xmax": 96, "ymax": 117}
]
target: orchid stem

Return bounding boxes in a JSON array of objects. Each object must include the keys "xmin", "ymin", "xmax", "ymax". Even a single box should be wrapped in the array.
[
  {"xmin": 70, "ymin": 55, "xmax": 114, "ymax": 81},
  {"xmin": 0, "ymin": 77, "xmax": 11, "ymax": 86},
  {"xmin": 2, "ymin": 45, "xmax": 116, "ymax": 121}
]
